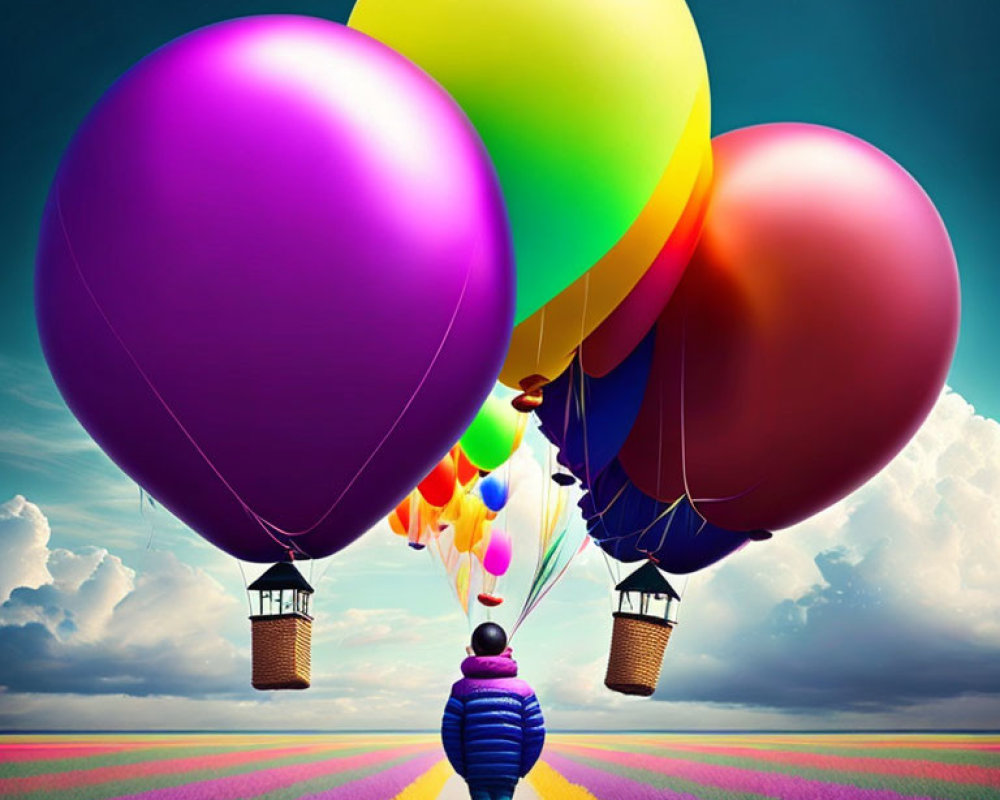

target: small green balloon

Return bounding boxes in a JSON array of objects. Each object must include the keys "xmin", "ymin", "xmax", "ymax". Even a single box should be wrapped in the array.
[{"xmin": 459, "ymin": 392, "xmax": 522, "ymax": 471}]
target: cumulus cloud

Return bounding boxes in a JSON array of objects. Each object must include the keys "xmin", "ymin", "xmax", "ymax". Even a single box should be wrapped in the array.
[
  {"xmin": 652, "ymin": 389, "xmax": 1000, "ymax": 712},
  {"xmin": 0, "ymin": 496, "xmax": 53, "ymax": 600},
  {"xmin": 0, "ymin": 497, "xmax": 244, "ymax": 696},
  {"xmin": 2, "ymin": 386, "xmax": 998, "ymax": 730},
  {"xmin": 315, "ymin": 607, "xmax": 459, "ymax": 648}
]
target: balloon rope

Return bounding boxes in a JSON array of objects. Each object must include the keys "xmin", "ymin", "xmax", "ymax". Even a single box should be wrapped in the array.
[
  {"xmin": 677, "ymin": 311, "xmax": 764, "ymax": 508},
  {"xmin": 513, "ymin": 443, "xmax": 557, "ymax": 633},
  {"xmin": 515, "ymin": 528, "xmax": 586, "ymax": 631},
  {"xmin": 645, "ymin": 500, "xmax": 680, "ymax": 556},
  {"xmin": 632, "ymin": 496, "xmax": 683, "ymax": 546},
  {"xmin": 599, "ymin": 548, "xmax": 618, "ymax": 589},
  {"xmin": 535, "ymin": 305, "xmax": 547, "ymax": 369},
  {"xmin": 60, "ymin": 188, "xmax": 477, "ymax": 548},
  {"xmin": 690, "ymin": 485, "xmax": 762, "ymax": 505},
  {"xmin": 679, "ymin": 309, "xmax": 697, "ymax": 511},
  {"xmin": 138, "ymin": 487, "xmax": 156, "ymax": 550},
  {"xmin": 576, "ymin": 272, "xmax": 591, "ymax": 373},
  {"xmin": 561, "ymin": 359, "xmax": 575, "ymax": 448},
  {"xmin": 657, "ymin": 349, "xmax": 666, "ymax": 506},
  {"xmin": 235, "ymin": 558, "xmax": 253, "ymax": 615},
  {"xmin": 593, "ymin": 494, "xmax": 682, "ymax": 545},
  {"xmin": 577, "ymin": 351, "xmax": 595, "ymax": 488},
  {"xmin": 56, "ymin": 194, "xmax": 304, "ymax": 560},
  {"xmin": 258, "ymin": 263, "xmax": 475, "ymax": 537},
  {"xmin": 316, "ymin": 553, "xmax": 337, "ymax": 585},
  {"xmin": 533, "ymin": 444, "xmax": 553, "ymax": 576}
]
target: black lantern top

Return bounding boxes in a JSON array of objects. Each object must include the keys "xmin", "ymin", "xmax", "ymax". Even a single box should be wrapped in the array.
[
  {"xmin": 248, "ymin": 562, "xmax": 314, "ymax": 594},
  {"xmin": 248, "ymin": 563, "xmax": 313, "ymax": 619},
  {"xmin": 614, "ymin": 562, "xmax": 679, "ymax": 600}
]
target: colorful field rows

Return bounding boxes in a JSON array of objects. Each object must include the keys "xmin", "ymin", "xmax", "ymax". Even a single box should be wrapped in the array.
[{"xmin": 0, "ymin": 733, "xmax": 997, "ymax": 799}]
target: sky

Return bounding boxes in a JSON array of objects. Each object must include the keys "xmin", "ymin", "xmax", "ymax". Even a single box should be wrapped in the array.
[{"xmin": 0, "ymin": 1, "xmax": 998, "ymax": 731}]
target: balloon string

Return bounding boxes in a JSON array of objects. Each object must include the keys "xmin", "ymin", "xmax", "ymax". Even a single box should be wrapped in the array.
[
  {"xmin": 642, "ymin": 500, "xmax": 681, "ymax": 557},
  {"xmin": 577, "ymin": 350, "xmax": 595, "ymax": 489},
  {"xmin": 600, "ymin": 548, "xmax": 619, "ymax": 593},
  {"xmin": 258, "ymin": 261, "xmax": 475, "ymax": 538},
  {"xmin": 235, "ymin": 558, "xmax": 254, "ymax": 615},
  {"xmin": 677, "ymin": 308, "xmax": 763, "ymax": 509},
  {"xmin": 576, "ymin": 272, "xmax": 591, "ymax": 370},
  {"xmin": 598, "ymin": 494, "xmax": 683, "ymax": 546},
  {"xmin": 60, "ymin": 189, "xmax": 478, "ymax": 551},
  {"xmin": 657, "ymin": 348, "xmax": 666, "ymax": 511},
  {"xmin": 583, "ymin": 479, "xmax": 629, "ymax": 549},
  {"xmin": 679, "ymin": 308, "xmax": 697, "ymax": 513},
  {"xmin": 138, "ymin": 487, "xmax": 156, "ymax": 551},
  {"xmin": 56, "ymin": 194, "xmax": 303, "ymax": 560},
  {"xmin": 514, "ymin": 442, "xmax": 556, "ymax": 631},
  {"xmin": 689, "ymin": 482, "xmax": 764, "ymax": 506},
  {"xmin": 514, "ymin": 528, "xmax": 586, "ymax": 632},
  {"xmin": 535, "ymin": 305, "xmax": 546, "ymax": 370},
  {"xmin": 560, "ymin": 359, "xmax": 575, "ymax": 454}
]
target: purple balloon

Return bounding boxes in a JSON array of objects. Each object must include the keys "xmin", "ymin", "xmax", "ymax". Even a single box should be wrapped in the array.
[{"xmin": 36, "ymin": 16, "xmax": 513, "ymax": 562}]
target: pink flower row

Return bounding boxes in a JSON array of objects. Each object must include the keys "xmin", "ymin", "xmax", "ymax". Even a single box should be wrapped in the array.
[{"xmin": 551, "ymin": 743, "xmax": 941, "ymax": 800}]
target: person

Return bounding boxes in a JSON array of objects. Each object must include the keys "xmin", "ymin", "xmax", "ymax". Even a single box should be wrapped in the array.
[{"xmin": 441, "ymin": 622, "xmax": 545, "ymax": 800}]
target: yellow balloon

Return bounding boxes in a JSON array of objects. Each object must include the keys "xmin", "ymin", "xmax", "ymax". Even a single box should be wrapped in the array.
[{"xmin": 452, "ymin": 494, "xmax": 488, "ymax": 553}]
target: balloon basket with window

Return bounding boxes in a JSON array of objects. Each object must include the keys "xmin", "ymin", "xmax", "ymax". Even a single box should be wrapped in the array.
[
  {"xmin": 605, "ymin": 563, "xmax": 680, "ymax": 697},
  {"xmin": 248, "ymin": 563, "xmax": 315, "ymax": 691}
]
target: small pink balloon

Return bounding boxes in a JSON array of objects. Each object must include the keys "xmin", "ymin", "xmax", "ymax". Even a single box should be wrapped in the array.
[
  {"xmin": 483, "ymin": 528, "xmax": 512, "ymax": 576},
  {"xmin": 620, "ymin": 123, "xmax": 959, "ymax": 531}
]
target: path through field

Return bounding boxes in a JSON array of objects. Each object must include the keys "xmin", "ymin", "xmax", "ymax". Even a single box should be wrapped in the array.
[{"xmin": 436, "ymin": 774, "xmax": 540, "ymax": 799}]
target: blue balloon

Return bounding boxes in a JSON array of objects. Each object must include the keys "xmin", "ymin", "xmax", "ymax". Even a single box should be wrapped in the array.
[
  {"xmin": 536, "ymin": 330, "xmax": 654, "ymax": 485},
  {"xmin": 479, "ymin": 471, "xmax": 509, "ymax": 512},
  {"xmin": 579, "ymin": 459, "xmax": 760, "ymax": 573}
]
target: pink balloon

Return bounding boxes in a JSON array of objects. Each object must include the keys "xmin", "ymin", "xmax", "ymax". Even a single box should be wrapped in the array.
[
  {"xmin": 483, "ymin": 528, "xmax": 512, "ymax": 576},
  {"xmin": 619, "ymin": 123, "xmax": 959, "ymax": 531}
]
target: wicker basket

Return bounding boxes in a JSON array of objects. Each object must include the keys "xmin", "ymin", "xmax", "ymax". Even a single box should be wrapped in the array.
[
  {"xmin": 604, "ymin": 612, "xmax": 672, "ymax": 696},
  {"xmin": 251, "ymin": 614, "xmax": 312, "ymax": 690}
]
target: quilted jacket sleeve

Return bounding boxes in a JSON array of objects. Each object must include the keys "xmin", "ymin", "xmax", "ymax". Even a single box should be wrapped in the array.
[
  {"xmin": 441, "ymin": 694, "xmax": 466, "ymax": 777},
  {"xmin": 519, "ymin": 693, "xmax": 545, "ymax": 776}
]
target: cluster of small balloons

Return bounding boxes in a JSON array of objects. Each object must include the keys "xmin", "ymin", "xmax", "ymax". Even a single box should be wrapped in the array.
[
  {"xmin": 37, "ymin": 1, "xmax": 958, "ymax": 601},
  {"xmin": 388, "ymin": 396, "xmax": 521, "ymax": 607}
]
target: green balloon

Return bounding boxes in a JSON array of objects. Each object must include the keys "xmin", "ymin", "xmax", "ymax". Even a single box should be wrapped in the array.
[{"xmin": 459, "ymin": 393, "xmax": 522, "ymax": 471}]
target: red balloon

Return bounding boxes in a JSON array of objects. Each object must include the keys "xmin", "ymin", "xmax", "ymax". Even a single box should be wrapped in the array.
[
  {"xmin": 619, "ymin": 123, "xmax": 959, "ymax": 531},
  {"xmin": 418, "ymin": 455, "xmax": 457, "ymax": 507},
  {"xmin": 452, "ymin": 446, "xmax": 479, "ymax": 487}
]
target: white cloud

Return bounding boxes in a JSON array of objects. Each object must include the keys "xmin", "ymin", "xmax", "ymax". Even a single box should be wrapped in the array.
[
  {"xmin": 0, "ymin": 496, "xmax": 243, "ymax": 695},
  {"xmin": 649, "ymin": 389, "xmax": 1000, "ymax": 711},
  {"xmin": 0, "ymin": 495, "xmax": 53, "ymax": 601},
  {"xmin": 1, "ymin": 387, "xmax": 998, "ymax": 730}
]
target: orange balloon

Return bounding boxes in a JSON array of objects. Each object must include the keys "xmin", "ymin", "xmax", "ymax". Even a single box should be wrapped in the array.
[
  {"xmin": 453, "ymin": 446, "xmax": 479, "ymax": 486},
  {"xmin": 388, "ymin": 509, "xmax": 406, "ymax": 536},
  {"xmin": 392, "ymin": 495, "xmax": 412, "ymax": 532}
]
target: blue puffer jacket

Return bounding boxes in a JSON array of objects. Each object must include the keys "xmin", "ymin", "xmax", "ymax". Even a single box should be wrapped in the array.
[{"xmin": 441, "ymin": 649, "xmax": 545, "ymax": 788}]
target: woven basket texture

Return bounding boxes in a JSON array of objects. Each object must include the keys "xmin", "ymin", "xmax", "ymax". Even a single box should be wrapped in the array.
[
  {"xmin": 251, "ymin": 615, "xmax": 312, "ymax": 690},
  {"xmin": 604, "ymin": 613, "xmax": 672, "ymax": 696}
]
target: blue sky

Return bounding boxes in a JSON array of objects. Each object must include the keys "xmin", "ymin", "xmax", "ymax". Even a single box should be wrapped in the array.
[{"xmin": 0, "ymin": 1, "xmax": 998, "ymax": 731}]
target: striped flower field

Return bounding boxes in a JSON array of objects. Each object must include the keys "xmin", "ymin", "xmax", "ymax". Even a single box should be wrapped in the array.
[{"xmin": 1, "ymin": 732, "xmax": 998, "ymax": 800}]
